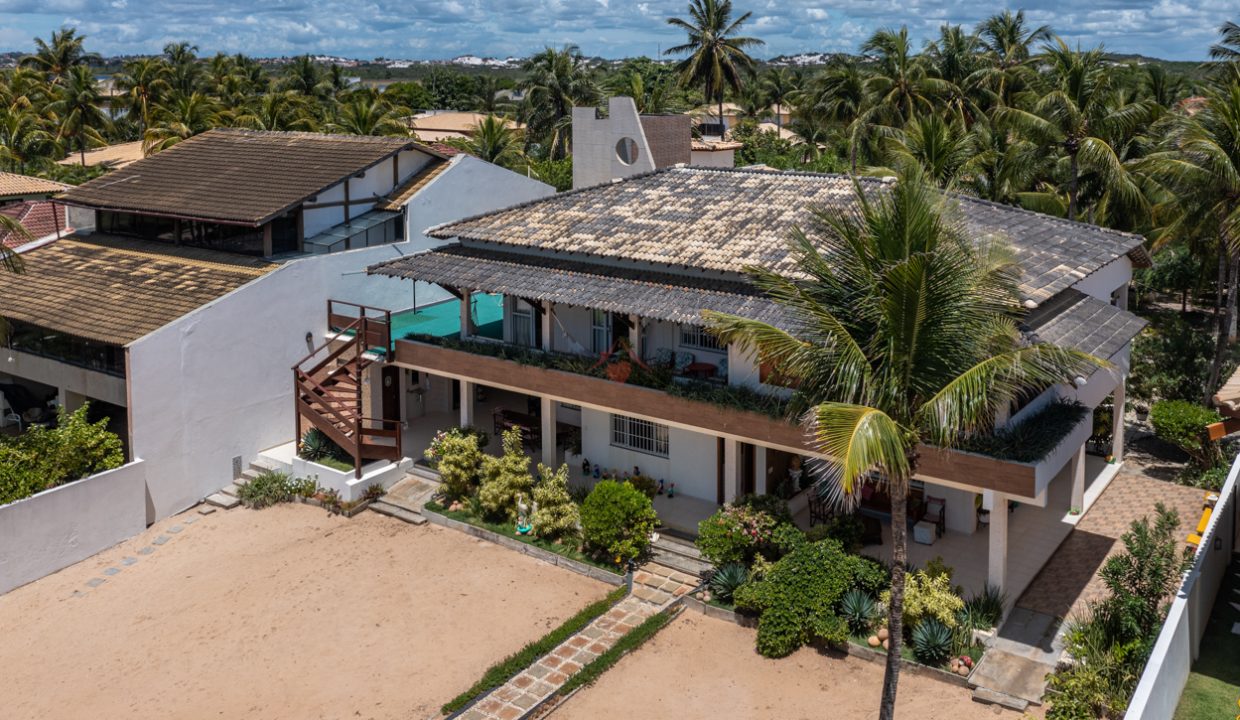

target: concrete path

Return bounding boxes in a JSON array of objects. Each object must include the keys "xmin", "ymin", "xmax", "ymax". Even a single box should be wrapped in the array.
[{"xmin": 455, "ymin": 563, "xmax": 696, "ymax": 720}]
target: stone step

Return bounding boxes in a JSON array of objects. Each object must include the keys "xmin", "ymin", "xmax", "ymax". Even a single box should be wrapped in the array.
[
  {"xmin": 650, "ymin": 545, "xmax": 711, "ymax": 579},
  {"xmin": 220, "ymin": 483, "xmax": 243, "ymax": 498},
  {"xmin": 653, "ymin": 532, "xmax": 704, "ymax": 559},
  {"xmin": 205, "ymin": 492, "xmax": 240, "ymax": 509},
  {"xmin": 971, "ymin": 687, "xmax": 1030, "ymax": 712},
  {"xmin": 368, "ymin": 500, "xmax": 426, "ymax": 525},
  {"xmin": 407, "ymin": 463, "xmax": 441, "ymax": 482}
]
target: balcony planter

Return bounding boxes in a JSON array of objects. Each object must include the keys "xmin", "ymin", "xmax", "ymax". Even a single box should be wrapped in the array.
[
  {"xmin": 291, "ymin": 455, "xmax": 413, "ymax": 503},
  {"xmin": 606, "ymin": 361, "xmax": 633, "ymax": 384}
]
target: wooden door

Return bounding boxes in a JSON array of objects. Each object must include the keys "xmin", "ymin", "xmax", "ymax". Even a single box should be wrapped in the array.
[
  {"xmin": 740, "ymin": 442, "xmax": 756, "ymax": 496},
  {"xmin": 381, "ymin": 365, "xmax": 401, "ymax": 422}
]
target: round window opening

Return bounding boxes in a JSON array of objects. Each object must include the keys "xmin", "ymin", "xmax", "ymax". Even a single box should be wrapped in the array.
[{"xmin": 615, "ymin": 137, "xmax": 639, "ymax": 166}]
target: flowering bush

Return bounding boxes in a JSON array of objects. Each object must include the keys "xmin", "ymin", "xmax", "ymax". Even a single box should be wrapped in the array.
[
  {"xmin": 696, "ymin": 505, "xmax": 782, "ymax": 566},
  {"xmin": 426, "ymin": 428, "xmax": 483, "ymax": 501}
]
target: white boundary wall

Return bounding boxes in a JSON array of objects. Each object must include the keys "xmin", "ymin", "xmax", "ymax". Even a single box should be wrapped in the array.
[
  {"xmin": 1126, "ymin": 455, "xmax": 1239, "ymax": 720},
  {"xmin": 0, "ymin": 459, "xmax": 146, "ymax": 595}
]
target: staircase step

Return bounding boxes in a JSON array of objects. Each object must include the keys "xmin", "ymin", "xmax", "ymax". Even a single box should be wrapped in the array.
[
  {"xmin": 655, "ymin": 532, "xmax": 704, "ymax": 559},
  {"xmin": 369, "ymin": 501, "xmax": 427, "ymax": 525},
  {"xmin": 220, "ymin": 483, "xmax": 244, "ymax": 498},
  {"xmin": 650, "ymin": 543, "xmax": 711, "ymax": 579},
  {"xmin": 971, "ymin": 688, "xmax": 1030, "ymax": 712},
  {"xmin": 205, "ymin": 492, "xmax": 240, "ymax": 509}
]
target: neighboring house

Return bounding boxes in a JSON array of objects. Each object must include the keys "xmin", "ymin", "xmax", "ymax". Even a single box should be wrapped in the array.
[
  {"xmin": 691, "ymin": 102, "xmax": 793, "ymax": 137},
  {"xmin": 0, "ymin": 128, "xmax": 552, "ymax": 522},
  {"xmin": 55, "ymin": 140, "xmax": 146, "ymax": 170},
  {"xmin": 408, "ymin": 111, "xmax": 523, "ymax": 143},
  {"xmin": 300, "ymin": 165, "xmax": 1148, "ymax": 600},
  {"xmin": 572, "ymin": 97, "xmax": 743, "ymax": 188},
  {"xmin": 0, "ymin": 172, "xmax": 71, "ymax": 249}
]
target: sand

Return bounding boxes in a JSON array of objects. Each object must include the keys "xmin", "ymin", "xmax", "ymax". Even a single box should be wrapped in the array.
[
  {"xmin": 0, "ymin": 503, "xmax": 610, "ymax": 720},
  {"xmin": 553, "ymin": 612, "xmax": 1029, "ymax": 720}
]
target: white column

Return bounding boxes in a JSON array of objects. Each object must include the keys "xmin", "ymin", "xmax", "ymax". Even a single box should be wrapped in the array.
[
  {"xmin": 459, "ymin": 380, "xmax": 474, "ymax": 427},
  {"xmin": 1071, "ymin": 444, "xmax": 1086, "ymax": 513},
  {"xmin": 1111, "ymin": 380, "xmax": 1126, "ymax": 463},
  {"xmin": 541, "ymin": 302, "xmax": 554, "ymax": 352},
  {"xmin": 988, "ymin": 492, "xmax": 1009, "ymax": 593},
  {"xmin": 629, "ymin": 314, "xmax": 642, "ymax": 360},
  {"xmin": 723, "ymin": 437, "xmax": 740, "ymax": 502},
  {"xmin": 755, "ymin": 446, "xmax": 768, "ymax": 494},
  {"xmin": 540, "ymin": 396, "xmax": 555, "ymax": 467},
  {"xmin": 459, "ymin": 289, "xmax": 472, "ymax": 340},
  {"xmin": 1116, "ymin": 281, "xmax": 1130, "ymax": 310}
]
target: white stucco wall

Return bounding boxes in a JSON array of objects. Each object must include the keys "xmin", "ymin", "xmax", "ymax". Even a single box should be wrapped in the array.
[
  {"xmin": 690, "ymin": 149, "xmax": 736, "ymax": 168},
  {"xmin": 126, "ymin": 160, "xmax": 554, "ymax": 522},
  {"xmin": 579, "ymin": 407, "xmax": 717, "ymax": 502},
  {"xmin": 0, "ymin": 460, "xmax": 146, "ymax": 595},
  {"xmin": 572, "ymin": 97, "xmax": 657, "ymax": 189},
  {"xmin": 303, "ymin": 149, "xmax": 434, "ymax": 238},
  {"xmin": 1071, "ymin": 256, "xmax": 1132, "ymax": 304}
]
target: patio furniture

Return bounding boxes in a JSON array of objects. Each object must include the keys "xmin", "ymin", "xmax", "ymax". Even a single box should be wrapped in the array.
[
  {"xmin": 913, "ymin": 521, "xmax": 937, "ymax": 545},
  {"xmin": 923, "ymin": 495, "xmax": 946, "ymax": 537},
  {"xmin": 673, "ymin": 351, "xmax": 695, "ymax": 373},
  {"xmin": 808, "ymin": 483, "xmax": 833, "ymax": 526},
  {"xmin": 492, "ymin": 407, "xmax": 541, "ymax": 447},
  {"xmin": 684, "ymin": 361, "xmax": 717, "ymax": 380},
  {"xmin": 0, "ymin": 392, "xmax": 21, "ymax": 430}
]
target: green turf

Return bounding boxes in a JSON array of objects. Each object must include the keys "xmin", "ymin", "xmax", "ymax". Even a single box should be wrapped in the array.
[
  {"xmin": 390, "ymin": 294, "xmax": 503, "ymax": 340},
  {"xmin": 1174, "ymin": 557, "xmax": 1240, "ymax": 720}
]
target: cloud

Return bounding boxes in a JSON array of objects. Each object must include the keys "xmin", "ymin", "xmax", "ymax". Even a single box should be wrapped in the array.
[{"xmin": 0, "ymin": 0, "xmax": 1223, "ymax": 60}]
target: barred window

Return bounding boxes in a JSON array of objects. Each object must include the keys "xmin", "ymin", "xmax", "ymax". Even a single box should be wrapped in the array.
[
  {"xmin": 680, "ymin": 324, "xmax": 721, "ymax": 351},
  {"xmin": 610, "ymin": 414, "xmax": 669, "ymax": 457}
]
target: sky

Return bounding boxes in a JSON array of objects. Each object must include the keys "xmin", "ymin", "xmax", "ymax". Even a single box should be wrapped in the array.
[{"xmin": 0, "ymin": 0, "xmax": 1230, "ymax": 61}]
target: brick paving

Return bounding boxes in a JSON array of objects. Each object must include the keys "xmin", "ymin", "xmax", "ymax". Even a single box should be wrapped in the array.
[
  {"xmin": 1015, "ymin": 472, "xmax": 1206, "ymax": 620},
  {"xmin": 456, "ymin": 564, "xmax": 696, "ymax": 720}
]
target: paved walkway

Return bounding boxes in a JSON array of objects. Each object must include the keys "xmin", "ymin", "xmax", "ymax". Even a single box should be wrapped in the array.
[
  {"xmin": 970, "ymin": 472, "xmax": 1206, "ymax": 708},
  {"xmin": 457, "ymin": 563, "xmax": 696, "ymax": 720}
]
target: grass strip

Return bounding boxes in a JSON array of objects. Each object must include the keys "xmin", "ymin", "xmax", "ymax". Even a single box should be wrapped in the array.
[
  {"xmin": 558, "ymin": 608, "xmax": 677, "ymax": 696},
  {"xmin": 441, "ymin": 585, "xmax": 628, "ymax": 715}
]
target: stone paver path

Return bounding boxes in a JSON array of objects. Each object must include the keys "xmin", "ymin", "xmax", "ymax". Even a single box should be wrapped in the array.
[{"xmin": 457, "ymin": 564, "xmax": 696, "ymax": 720}]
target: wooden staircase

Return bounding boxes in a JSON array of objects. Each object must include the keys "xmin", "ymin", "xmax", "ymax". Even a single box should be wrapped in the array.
[{"xmin": 294, "ymin": 301, "xmax": 402, "ymax": 478}]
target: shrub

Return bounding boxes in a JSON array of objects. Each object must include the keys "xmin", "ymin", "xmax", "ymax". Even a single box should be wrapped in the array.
[
  {"xmin": 362, "ymin": 483, "xmax": 386, "ymax": 501},
  {"xmin": 477, "ymin": 427, "xmax": 534, "ymax": 521},
  {"xmin": 299, "ymin": 428, "xmax": 345, "ymax": 463},
  {"xmin": 883, "ymin": 571, "xmax": 964, "ymax": 630},
  {"xmin": 625, "ymin": 474, "xmax": 658, "ymax": 499},
  {"xmin": 708, "ymin": 562, "xmax": 749, "ymax": 604},
  {"xmin": 696, "ymin": 504, "xmax": 781, "ymax": 565},
  {"xmin": 531, "ymin": 463, "xmax": 579, "ymax": 541},
  {"xmin": 732, "ymin": 539, "xmax": 868, "ymax": 657},
  {"xmin": 288, "ymin": 475, "xmax": 319, "ymax": 498},
  {"xmin": 852, "ymin": 555, "xmax": 892, "ymax": 597},
  {"xmin": 238, "ymin": 470, "xmax": 293, "ymax": 509},
  {"xmin": 580, "ymin": 479, "xmax": 657, "ymax": 567},
  {"xmin": 1150, "ymin": 400, "xmax": 1222, "ymax": 468},
  {"xmin": 912, "ymin": 618, "xmax": 954, "ymax": 665},
  {"xmin": 431, "ymin": 427, "xmax": 484, "ymax": 501},
  {"xmin": 807, "ymin": 513, "xmax": 865, "ymax": 553},
  {"xmin": 733, "ymin": 493, "xmax": 793, "ymax": 523},
  {"xmin": 771, "ymin": 522, "xmax": 807, "ymax": 556},
  {"xmin": 0, "ymin": 405, "xmax": 124, "ymax": 505},
  {"xmin": 839, "ymin": 588, "xmax": 876, "ymax": 635},
  {"xmin": 965, "ymin": 584, "xmax": 1007, "ymax": 629}
]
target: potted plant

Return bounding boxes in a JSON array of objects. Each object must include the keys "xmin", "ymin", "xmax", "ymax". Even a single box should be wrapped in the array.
[{"xmin": 1135, "ymin": 403, "xmax": 1150, "ymax": 422}]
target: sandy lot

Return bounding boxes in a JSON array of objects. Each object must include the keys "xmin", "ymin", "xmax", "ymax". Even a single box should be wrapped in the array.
[
  {"xmin": 554, "ymin": 612, "xmax": 1026, "ymax": 720},
  {"xmin": 0, "ymin": 503, "xmax": 609, "ymax": 720}
]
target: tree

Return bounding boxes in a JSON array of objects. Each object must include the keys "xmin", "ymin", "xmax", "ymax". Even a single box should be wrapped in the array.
[
  {"xmin": 47, "ymin": 65, "xmax": 109, "ymax": 164},
  {"xmin": 233, "ymin": 91, "xmax": 317, "ymax": 132},
  {"xmin": 113, "ymin": 57, "xmax": 170, "ymax": 133},
  {"xmin": 973, "ymin": 10, "xmax": 1051, "ymax": 107},
  {"xmin": 705, "ymin": 175, "xmax": 1094, "ymax": 720},
  {"xmin": 282, "ymin": 55, "xmax": 329, "ymax": 99},
  {"xmin": 477, "ymin": 427, "xmax": 534, "ymax": 522},
  {"xmin": 665, "ymin": 0, "xmax": 764, "ymax": 135},
  {"xmin": 328, "ymin": 93, "xmax": 408, "ymax": 136},
  {"xmin": 531, "ymin": 463, "xmax": 579, "ymax": 541},
  {"xmin": 760, "ymin": 67, "xmax": 799, "ymax": 130},
  {"xmin": 143, "ymin": 92, "xmax": 221, "ymax": 154},
  {"xmin": 875, "ymin": 113, "xmax": 976, "ymax": 187},
  {"xmin": 862, "ymin": 27, "xmax": 956, "ymax": 124},
  {"xmin": 470, "ymin": 75, "xmax": 513, "ymax": 115},
  {"xmin": 1209, "ymin": 21, "xmax": 1240, "ymax": 65},
  {"xmin": 163, "ymin": 42, "xmax": 202, "ymax": 95},
  {"xmin": 20, "ymin": 28, "xmax": 99, "ymax": 85},
  {"xmin": 446, "ymin": 115, "xmax": 523, "ymax": 168},
  {"xmin": 518, "ymin": 46, "xmax": 598, "ymax": 159}
]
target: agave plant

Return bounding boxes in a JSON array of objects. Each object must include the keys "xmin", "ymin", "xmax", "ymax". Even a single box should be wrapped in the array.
[
  {"xmin": 708, "ymin": 562, "xmax": 749, "ymax": 604},
  {"xmin": 965, "ymin": 584, "xmax": 1007, "ymax": 629},
  {"xmin": 912, "ymin": 618, "xmax": 954, "ymax": 666},
  {"xmin": 840, "ymin": 588, "xmax": 877, "ymax": 635}
]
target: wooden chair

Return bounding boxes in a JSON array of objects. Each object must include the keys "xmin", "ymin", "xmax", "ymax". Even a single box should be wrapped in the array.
[
  {"xmin": 808, "ymin": 483, "xmax": 834, "ymax": 527},
  {"xmin": 923, "ymin": 495, "xmax": 946, "ymax": 537}
]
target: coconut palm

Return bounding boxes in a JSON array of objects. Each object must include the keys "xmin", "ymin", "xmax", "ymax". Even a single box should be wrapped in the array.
[
  {"xmin": 961, "ymin": 114, "xmax": 1051, "ymax": 204},
  {"xmin": 233, "ymin": 91, "xmax": 317, "ymax": 132},
  {"xmin": 875, "ymin": 113, "xmax": 976, "ymax": 187},
  {"xmin": 143, "ymin": 92, "xmax": 221, "ymax": 154},
  {"xmin": 518, "ymin": 46, "xmax": 599, "ymax": 159},
  {"xmin": 800, "ymin": 57, "xmax": 871, "ymax": 172},
  {"xmin": 607, "ymin": 70, "xmax": 677, "ymax": 114},
  {"xmin": 704, "ymin": 174, "xmax": 1094, "ymax": 720},
  {"xmin": 449, "ymin": 115, "xmax": 524, "ymax": 168},
  {"xmin": 1209, "ymin": 21, "xmax": 1240, "ymax": 65},
  {"xmin": 471, "ymin": 75, "xmax": 513, "ymax": 115},
  {"xmin": 996, "ymin": 39, "xmax": 1151, "ymax": 222},
  {"xmin": 1140, "ymin": 83, "xmax": 1240, "ymax": 399},
  {"xmin": 282, "ymin": 55, "xmax": 329, "ymax": 99},
  {"xmin": 46, "ymin": 65, "xmax": 110, "ymax": 164},
  {"xmin": 973, "ymin": 10, "xmax": 1052, "ymax": 106},
  {"xmin": 113, "ymin": 57, "xmax": 170, "ymax": 133},
  {"xmin": 665, "ymin": 0, "xmax": 765, "ymax": 134},
  {"xmin": 761, "ymin": 67, "xmax": 799, "ymax": 130},
  {"xmin": 163, "ymin": 42, "xmax": 202, "ymax": 95},
  {"xmin": 328, "ymin": 94, "xmax": 408, "ymax": 136},
  {"xmin": 20, "ymin": 29, "xmax": 99, "ymax": 85},
  {"xmin": 861, "ymin": 27, "xmax": 955, "ymax": 124},
  {"xmin": 0, "ymin": 102, "xmax": 58, "ymax": 173}
]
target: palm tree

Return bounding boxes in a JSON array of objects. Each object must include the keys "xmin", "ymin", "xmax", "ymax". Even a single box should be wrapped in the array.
[
  {"xmin": 1209, "ymin": 21, "xmax": 1240, "ymax": 64},
  {"xmin": 996, "ymin": 39, "xmax": 1150, "ymax": 222},
  {"xmin": 113, "ymin": 57, "xmax": 170, "ymax": 133},
  {"xmin": 470, "ymin": 76, "xmax": 512, "ymax": 114},
  {"xmin": 163, "ymin": 42, "xmax": 201, "ymax": 94},
  {"xmin": 20, "ymin": 29, "xmax": 99, "ymax": 85},
  {"xmin": 876, "ymin": 113, "xmax": 976, "ymax": 187},
  {"xmin": 518, "ymin": 46, "xmax": 599, "ymax": 159},
  {"xmin": 448, "ymin": 115, "xmax": 524, "ymax": 168},
  {"xmin": 665, "ymin": 0, "xmax": 764, "ymax": 135},
  {"xmin": 607, "ymin": 70, "xmax": 677, "ymax": 114},
  {"xmin": 761, "ymin": 67, "xmax": 799, "ymax": 130},
  {"xmin": 1, "ymin": 215, "xmax": 29, "ymax": 272},
  {"xmin": 800, "ymin": 58, "xmax": 869, "ymax": 171},
  {"xmin": 861, "ymin": 27, "xmax": 955, "ymax": 124},
  {"xmin": 705, "ymin": 175, "xmax": 1093, "ymax": 720},
  {"xmin": 233, "ymin": 91, "xmax": 317, "ymax": 132},
  {"xmin": 1140, "ymin": 84, "xmax": 1240, "ymax": 399},
  {"xmin": 329, "ymin": 94, "xmax": 408, "ymax": 136},
  {"xmin": 143, "ymin": 92, "xmax": 221, "ymax": 154},
  {"xmin": 0, "ymin": 102, "xmax": 57, "ymax": 173},
  {"xmin": 283, "ymin": 55, "xmax": 329, "ymax": 99},
  {"xmin": 961, "ymin": 113, "xmax": 1050, "ymax": 204},
  {"xmin": 47, "ymin": 66, "xmax": 109, "ymax": 164},
  {"xmin": 973, "ymin": 10, "xmax": 1052, "ymax": 106}
]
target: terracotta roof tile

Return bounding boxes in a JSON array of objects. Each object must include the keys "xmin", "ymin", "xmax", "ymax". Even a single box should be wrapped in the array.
[
  {"xmin": 0, "ymin": 201, "xmax": 68, "ymax": 248},
  {"xmin": 428, "ymin": 166, "xmax": 1149, "ymax": 305},
  {"xmin": 58, "ymin": 129, "xmax": 443, "ymax": 226},
  {"xmin": 0, "ymin": 235, "xmax": 274, "ymax": 345},
  {"xmin": 0, "ymin": 172, "xmax": 69, "ymax": 200}
]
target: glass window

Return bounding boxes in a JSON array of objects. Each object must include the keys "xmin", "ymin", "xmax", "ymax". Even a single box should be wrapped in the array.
[
  {"xmin": 591, "ymin": 309, "xmax": 611, "ymax": 354},
  {"xmin": 681, "ymin": 324, "xmax": 722, "ymax": 351},
  {"xmin": 512, "ymin": 301, "xmax": 535, "ymax": 348},
  {"xmin": 610, "ymin": 414, "xmax": 669, "ymax": 457}
]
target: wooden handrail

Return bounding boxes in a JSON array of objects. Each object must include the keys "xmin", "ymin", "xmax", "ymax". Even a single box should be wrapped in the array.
[
  {"xmin": 294, "ymin": 373, "xmax": 360, "ymax": 428},
  {"xmin": 293, "ymin": 315, "xmax": 363, "ymax": 369}
]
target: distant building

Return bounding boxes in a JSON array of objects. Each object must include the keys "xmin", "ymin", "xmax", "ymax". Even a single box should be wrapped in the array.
[{"xmin": 408, "ymin": 111, "xmax": 523, "ymax": 143}]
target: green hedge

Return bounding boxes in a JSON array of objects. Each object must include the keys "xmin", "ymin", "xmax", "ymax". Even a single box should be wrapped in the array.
[
  {"xmin": 440, "ymin": 585, "xmax": 627, "ymax": 714},
  {"xmin": 0, "ymin": 405, "xmax": 124, "ymax": 506},
  {"xmin": 956, "ymin": 400, "xmax": 1088, "ymax": 463}
]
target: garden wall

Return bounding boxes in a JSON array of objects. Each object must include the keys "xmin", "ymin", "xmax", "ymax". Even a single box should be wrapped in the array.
[
  {"xmin": 0, "ymin": 459, "xmax": 147, "ymax": 595},
  {"xmin": 1125, "ymin": 455, "xmax": 1238, "ymax": 720}
]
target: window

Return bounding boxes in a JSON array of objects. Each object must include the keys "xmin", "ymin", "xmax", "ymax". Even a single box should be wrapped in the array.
[
  {"xmin": 591, "ymin": 309, "xmax": 611, "ymax": 354},
  {"xmin": 512, "ymin": 300, "xmax": 535, "ymax": 348},
  {"xmin": 681, "ymin": 324, "xmax": 722, "ymax": 351},
  {"xmin": 610, "ymin": 414, "xmax": 669, "ymax": 457}
]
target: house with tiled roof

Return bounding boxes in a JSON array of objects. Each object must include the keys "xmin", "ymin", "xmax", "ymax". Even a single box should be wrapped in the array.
[
  {"xmin": 296, "ymin": 164, "xmax": 1150, "ymax": 601},
  {"xmin": 0, "ymin": 172, "xmax": 71, "ymax": 250},
  {"xmin": 1, "ymin": 129, "xmax": 552, "ymax": 521}
]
